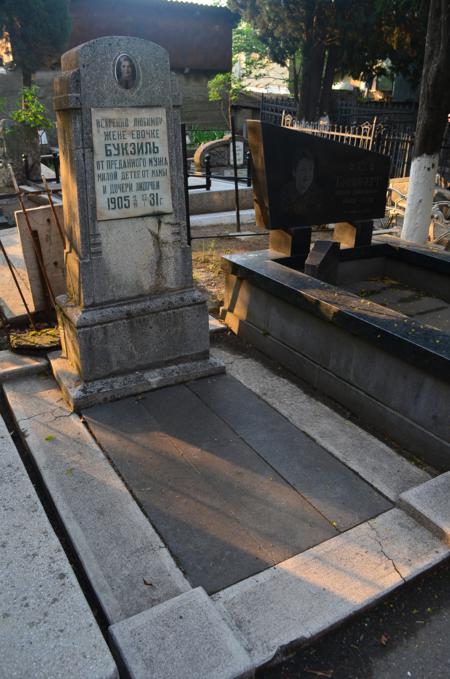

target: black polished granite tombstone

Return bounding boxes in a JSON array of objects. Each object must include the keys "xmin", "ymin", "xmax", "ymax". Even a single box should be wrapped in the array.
[
  {"xmin": 84, "ymin": 374, "xmax": 391, "ymax": 594},
  {"xmin": 248, "ymin": 121, "xmax": 390, "ymax": 261},
  {"xmin": 221, "ymin": 123, "xmax": 450, "ymax": 469}
]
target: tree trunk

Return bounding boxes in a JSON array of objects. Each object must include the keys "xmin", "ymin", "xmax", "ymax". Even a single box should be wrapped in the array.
[
  {"xmin": 401, "ymin": 0, "xmax": 450, "ymax": 243},
  {"xmin": 22, "ymin": 69, "xmax": 33, "ymax": 88},
  {"xmin": 319, "ymin": 45, "xmax": 338, "ymax": 117},
  {"xmin": 299, "ymin": 42, "xmax": 325, "ymax": 122},
  {"xmin": 289, "ymin": 52, "xmax": 302, "ymax": 115}
]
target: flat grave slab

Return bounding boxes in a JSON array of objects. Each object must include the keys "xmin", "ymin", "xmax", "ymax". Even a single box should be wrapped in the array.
[
  {"xmin": 344, "ymin": 277, "xmax": 450, "ymax": 333},
  {"xmin": 84, "ymin": 374, "xmax": 391, "ymax": 594}
]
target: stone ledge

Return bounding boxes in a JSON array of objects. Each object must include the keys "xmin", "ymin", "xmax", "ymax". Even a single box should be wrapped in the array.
[
  {"xmin": 0, "ymin": 413, "xmax": 118, "ymax": 679},
  {"xmin": 109, "ymin": 588, "xmax": 253, "ymax": 679},
  {"xmin": 57, "ymin": 287, "xmax": 207, "ymax": 328},
  {"xmin": 0, "ymin": 350, "xmax": 48, "ymax": 382},
  {"xmin": 50, "ymin": 352, "xmax": 225, "ymax": 411},
  {"xmin": 399, "ymin": 472, "xmax": 450, "ymax": 546}
]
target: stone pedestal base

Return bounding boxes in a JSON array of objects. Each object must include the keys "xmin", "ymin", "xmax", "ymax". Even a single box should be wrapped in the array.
[
  {"xmin": 52, "ymin": 287, "xmax": 224, "ymax": 410},
  {"xmin": 50, "ymin": 352, "xmax": 224, "ymax": 411}
]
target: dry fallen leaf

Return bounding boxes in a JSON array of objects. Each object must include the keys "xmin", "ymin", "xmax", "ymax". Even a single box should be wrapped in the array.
[{"xmin": 380, "ymin": 633, "xmax": 389, "ymax": 646}]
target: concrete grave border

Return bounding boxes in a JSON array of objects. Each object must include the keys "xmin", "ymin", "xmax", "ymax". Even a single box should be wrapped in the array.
[{"xmin": 1, "ymin": 348, "xmax": 449, "ymax": 678}]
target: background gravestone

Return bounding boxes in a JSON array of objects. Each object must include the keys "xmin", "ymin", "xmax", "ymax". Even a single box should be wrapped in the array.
[{"xmin": 51, "ymin": 36, "xmax": 222, "ymax": 409}]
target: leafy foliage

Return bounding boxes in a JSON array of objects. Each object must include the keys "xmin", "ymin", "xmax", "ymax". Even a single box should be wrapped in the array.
[
  {"xmin": 208, "ymin": 20, "xmax": 273, "ymax": 126},
  {"xmin": 10, "ymin": 87, "xmax": 54, "ymax": 130},
  {"xmin": 227, "ymin": 0, "xmax": 429, "ymax": 121},
  {"xmin": 187, "ymin": 127, "xmax": 227, "ymax": 146},
  {"xmin": 0, "ymin": 0, "xmax": 71, "ymax": 85}
]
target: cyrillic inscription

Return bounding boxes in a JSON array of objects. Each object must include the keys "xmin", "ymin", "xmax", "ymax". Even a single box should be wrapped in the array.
[{"xmin": 92, "ymin": 107, "xmax": 173, "ymax": 220}]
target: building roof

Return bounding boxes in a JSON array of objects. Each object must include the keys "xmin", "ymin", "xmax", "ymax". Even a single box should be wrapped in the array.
[{"xmin": 69, "ymin": 0, "xmax": 237, "ymax": 72}]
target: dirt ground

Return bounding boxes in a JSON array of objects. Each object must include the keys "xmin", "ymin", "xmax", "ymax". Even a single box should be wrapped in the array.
[
  {"xmin": 191, "ymin": 224, "xmax": 269, "ymax": 312},
  {"xmin": 190, "ymin": 223, "xmax": 334, "ymax": 313}
]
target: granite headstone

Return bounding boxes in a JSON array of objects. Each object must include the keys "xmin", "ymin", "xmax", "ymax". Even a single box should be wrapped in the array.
[
  {"xmin": 51, "ymin": 37, "xmax": 223, "ymax": 409},
  {"xmin": 248, "ymin": 121, "xmax": 390, "ymax": 230}
]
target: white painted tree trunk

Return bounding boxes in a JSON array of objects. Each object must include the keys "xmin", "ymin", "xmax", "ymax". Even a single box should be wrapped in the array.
[{"xmin": 401, "ymin": 153, "xmax": 438, "ymax": 244}]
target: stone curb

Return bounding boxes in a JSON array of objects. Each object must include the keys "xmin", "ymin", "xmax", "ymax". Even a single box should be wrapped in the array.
[
  {"xmin": 190, "ymin": 209, "xmax": 256, "ymax": 229},
  {"xmin": 0, "ymin": 350, "xmax": 47, "ymax": 382},
  {"xmin": 212, "ymin": 508, "xmax": 450, "ymax": 669},
  {"xmin": 3, "ymin": 374, "xmax": 191, "ymax": 625},
  {"xmin": 109, "ymin": 508, "xmax": 450, "ymax": 678},
  {"xmin": 4, "ymin": 370, "xmax": 449, "ymax": 679},
  {"xmin": 109, "ymin": 588, "xmax": 253, "ymax": 679},
  {"xmin": 399, "ymin": 472, "xmax": 450, "ymax": 546},
  {"xmin": 0, "ymin": 413, "xmax": 118, "ymax": 679}
]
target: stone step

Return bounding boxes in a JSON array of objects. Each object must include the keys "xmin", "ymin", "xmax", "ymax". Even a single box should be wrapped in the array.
[
  {"xmin": 3, "ymin": 373, "xmax": 191, "ymax": 625},
  {"xmin": 0, "ymin": 413, "xmax": 118, "ymax": 679}
]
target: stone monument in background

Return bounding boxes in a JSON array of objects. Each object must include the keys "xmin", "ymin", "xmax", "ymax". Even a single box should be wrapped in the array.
[{"xmin": 51, "ymin": 36, "xmax": 223, "ymax": 409}]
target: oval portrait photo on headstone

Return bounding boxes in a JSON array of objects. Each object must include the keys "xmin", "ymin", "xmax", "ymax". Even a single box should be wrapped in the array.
[{"xmin": 114, "ymin": 53, "xmax": 137, "ymax": 89}]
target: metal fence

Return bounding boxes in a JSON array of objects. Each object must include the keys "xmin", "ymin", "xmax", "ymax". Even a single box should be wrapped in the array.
[
  {"xmin": 260, "ymin": 95, "xmax": 296, "ymax": 125},
  {"xmin": 181, "ymin": 119, "xmax": 255, "ymax": 243},
  {"xmin": 282, "ymin": 113, "xmax": 377, "ymax": 150},
  {"xmin": 332, "ymin": 97, "xmax": 418, "ymax": 127},
  {"xmin": 372, "ymin": 124, "xmax": 415, "ymax": 178},
  {"xmin": 282, "ymin": 114, "xmax": 415, "ymax": 177},
  {"xmin": 261, "ymin": 96, "xmax": 450, "ymax": 184}
]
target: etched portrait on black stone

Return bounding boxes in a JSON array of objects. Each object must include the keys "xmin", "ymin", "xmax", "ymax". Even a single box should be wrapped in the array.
[
  {"xmin": 115, "ymin": 54, "xmax": 136, "ymax": 89},
  {"xmin": 279, "ymin": 149, "xmax": 323, "ymax": 225}
]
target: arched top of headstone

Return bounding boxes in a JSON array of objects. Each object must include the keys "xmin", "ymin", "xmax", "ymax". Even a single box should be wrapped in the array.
[{"xmin": 59, "ymin": 36, "xmax": 177, "ymax": 109}]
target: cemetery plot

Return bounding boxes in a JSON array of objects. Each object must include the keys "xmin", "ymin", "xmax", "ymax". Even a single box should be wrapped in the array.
[{"xmin": 84, "ymin": 374, "xmax": 392, "ymax": 594}]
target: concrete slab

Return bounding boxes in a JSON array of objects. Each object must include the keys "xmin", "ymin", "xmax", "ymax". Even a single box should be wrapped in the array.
[
  {"xmin": 0, "ymin": 413, "xmax": 118, "ymax": 679},
  {"xmin": 109, "ymin": 588, "xmax": 252, "ymax": 679},
  {"xmin": 357, "ymin": 285, "xmax": 410, "ymax": 307},
  {"xmin": 189, "ymin": 375, "xmax": 392, "ymax": 531},
  {"xmin": 0, "ymin": 349, "xmax": 47, "ymax": 381},
  {"xmin": 84, "ymin": 384, "xmax": 337, "ymax": 593},
  {"xmin": 213, "ymin": 509, "xmax": 450, "ymax": 668},
  {"xmin": 399, "ymin": 472, "xmax": 450, "ymax": 545},
  {"xmin": 0, "ymin": 226, "xmax": 34, "ymax": 320},
  {"xmin": 3, "ymin": 374, "xmax": 191, "ymax": 624},
  {"xmin": 211, "ymin": 346, "xmax": 430, "ymax": 500},
  {"xmin": 188, "ymin": 184, "xmax": 253, "ymax": 215},
  {"xmin": 190, "ymin": 209, "xmax": 256, "ymax": 229},
  {"xmin": 395, "ymin": 296, "xmax": 448, "ymax": 316}
]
